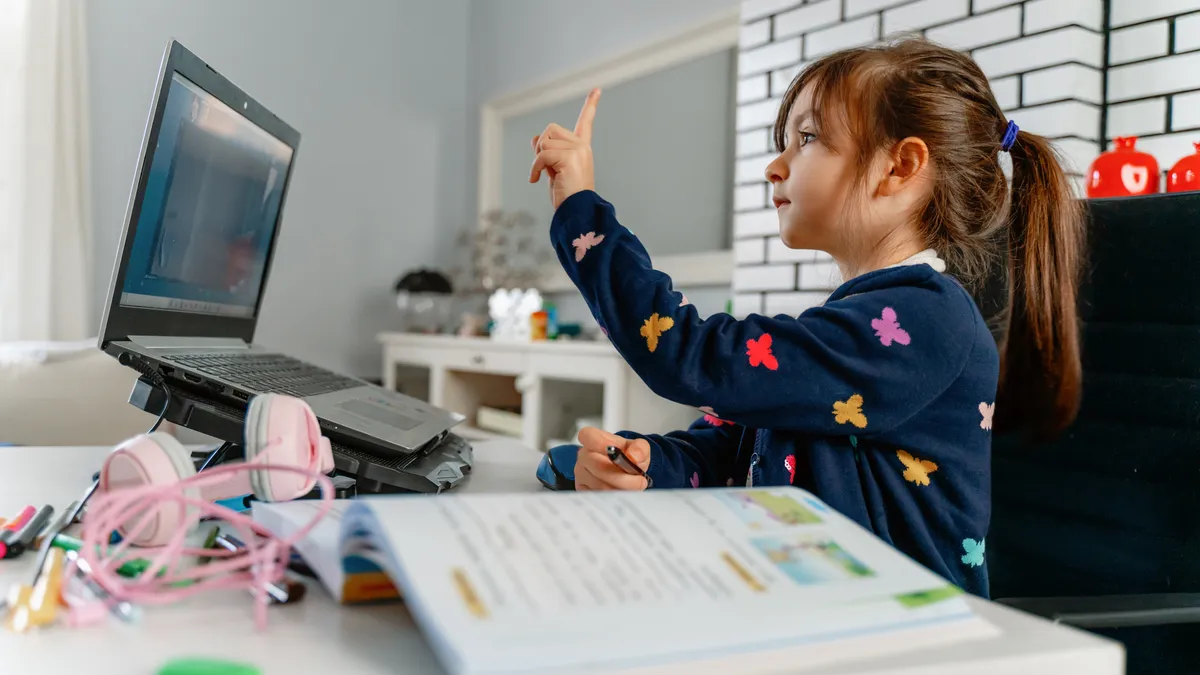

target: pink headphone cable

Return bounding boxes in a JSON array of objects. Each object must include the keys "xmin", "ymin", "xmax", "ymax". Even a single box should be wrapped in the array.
[{"xmin": 78, "ymin": 461, "xmax": 334, "ymax": 629}]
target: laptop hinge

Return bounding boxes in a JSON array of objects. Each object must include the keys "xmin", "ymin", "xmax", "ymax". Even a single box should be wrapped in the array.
[{"xmin": 128, "ymin": 336, "xmax": 250, "ymax": 350}]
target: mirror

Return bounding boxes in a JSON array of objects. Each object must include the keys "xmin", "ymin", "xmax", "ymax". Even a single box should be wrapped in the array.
[
  {"xmin": 478, "ymin": 13, "xmax": 739, "ymax": 322},
  {"xmin": 500, "ymin": 48, "xmax": 736, "ymax": 258}
]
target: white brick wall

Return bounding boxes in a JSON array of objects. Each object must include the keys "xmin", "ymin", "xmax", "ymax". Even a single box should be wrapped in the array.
[
  {"xmin": 734, "ymin": 264, "xmax": 797, "ymax": 291},
  {"xmin": 973, "ymin": 27, "xmax": 1104, "ymax": 77},
  {"xmin": 735, "ymin": 236, "xmax": 767, "ymax": 265},
  {"xmin": 740, "ymin": 19, "xmax": 771, "ymax": 49},
  {"xmin": 764, "ymin": 292, "xmax": 829, "ymax": 316},
  {"xmin": 990, "ymin": 75, "xmax": 1020, "ymax": 109},
  {"xmin": 1102, "ymin": 0, "xmax": 1200, "ymax": 187},
  {"xmin": 737, "ymin": 74, "xmax": 769, "ymax": 103},
  {"xmin": 1110, "ymin": 0, "xmax": 1200, "ymax": 27},
  {"xmin": 1109, "ymin": 22, "xmax": 1170, "ymax": 65},
  {"xmin": 925, "ymin": 7, "xmax": 1022, "ymax": 50},
  {"xmin": 1023, "ymin": 0, "xmax": 1104, "ymax": 33},
  {"xmin": 737, "ymin": 97, "xmax": 783, "ymax": 130},
  {"xmin": 736, "ymin": 129, "xmax": 770, "ymax": 157},
  {"xmin": 883, "ymin": 0, "xmax": 969, "ymax": 36},
  {"xmin": 1178, "ymin": 11, "xmax": 1200, "ymax": 51},
  {"xmin": 734, "ymin": 183, "xmax": 768, "ymax": 211},
  {"xmin": 1107, "ymin": 51, "xmax": 1200, "ymax": 102},
  {"xmin": 1022, "ymin": 64, "xmax": 1103, "ymax": 106},
  {"xmin": 1107, "ymin": 99, "xmax": 1169, "ymax": 138},
  {"xmin": 732, "ymin": 0, "xmax": 1200, "ymax": 317},
  {"xmin": 775, "ymin": 0, "xmax": 841, "ymax": 39},
  {"xmin": 805, "ymin": 16, "xmax": 880, "ymax": 59},
  {"xmin": 1173, "ymin": 90, "xmax": 1200, "ymax": 129}
]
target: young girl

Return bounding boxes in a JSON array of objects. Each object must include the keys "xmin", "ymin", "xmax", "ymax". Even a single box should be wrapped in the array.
[{"xmin": 530, "ymin": 38, "xmax": 1085, "ymax": 597}]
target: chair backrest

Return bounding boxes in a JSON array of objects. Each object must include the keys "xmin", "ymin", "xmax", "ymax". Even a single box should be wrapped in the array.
[
  {"xmin": 990, "ymin": 191, "xmax": 1200, "ymax": 599},
  {"xmin": 988, "ymin": 192, "xmax": 1200, "ymax": 674}
]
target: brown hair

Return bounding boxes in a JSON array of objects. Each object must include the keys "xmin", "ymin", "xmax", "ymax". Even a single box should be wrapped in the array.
[{"xmin": 774, "ymin": 38, "xmax": 1085, "ymax": 437}]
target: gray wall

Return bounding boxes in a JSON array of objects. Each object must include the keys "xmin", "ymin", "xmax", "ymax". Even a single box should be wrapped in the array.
[{"xmin": 87, "ymin": 0, "xmax": 470, "ymax": 377}]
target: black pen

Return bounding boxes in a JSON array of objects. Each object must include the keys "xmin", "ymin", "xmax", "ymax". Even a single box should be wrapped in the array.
[
  {"xmin": 212, "ymin": 533, "xmax": 306, "ymax": 604},
  {"xmin": 606, "ymin": 446, "xmax": 653, "ymax": 488}
]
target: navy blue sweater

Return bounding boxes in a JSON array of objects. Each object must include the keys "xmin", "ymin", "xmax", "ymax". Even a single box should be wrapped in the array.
[{"xmin": 551, "ymin": 191, "xmax": 998, "ymax": 597}]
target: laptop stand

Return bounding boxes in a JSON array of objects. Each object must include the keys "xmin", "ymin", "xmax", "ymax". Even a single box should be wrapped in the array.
[{"xmin": 127, "ymin": 378, "xmax": 473, "ymax": 494}]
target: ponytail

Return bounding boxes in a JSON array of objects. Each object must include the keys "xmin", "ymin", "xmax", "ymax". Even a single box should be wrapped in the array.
[{"xmin": 996, "ymin": 131, "xmax": 1086, "ymax": 437}]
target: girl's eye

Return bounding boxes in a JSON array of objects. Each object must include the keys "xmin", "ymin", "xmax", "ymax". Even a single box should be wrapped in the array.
[{"xmin": 798, "ymin": 132, "xmax": 817, "ymax": 147}]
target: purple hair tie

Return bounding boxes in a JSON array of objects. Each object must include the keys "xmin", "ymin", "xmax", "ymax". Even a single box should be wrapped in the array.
[{"xmin": 1000, "ymin": 120, "xmax": 1019, "ymax": 152}]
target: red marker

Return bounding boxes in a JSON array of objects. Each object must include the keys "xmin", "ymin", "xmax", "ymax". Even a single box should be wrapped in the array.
[{"xmin": 0, "ymin": 505, "xmax": 36, "ymax": 558}]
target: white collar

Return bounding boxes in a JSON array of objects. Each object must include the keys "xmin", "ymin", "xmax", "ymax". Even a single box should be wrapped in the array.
[{"xmin": 886, "ymin": 249, "xmax": 946, "ymax": 273}]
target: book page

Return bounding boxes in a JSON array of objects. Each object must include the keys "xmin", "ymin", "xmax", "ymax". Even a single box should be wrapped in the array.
[
  {"xmin": 347, "ymin": 488, "xmax": 982, "ymax": 674},
  {"xmin": 254, "ymin": 500, "xmax": 353, "ymax": 600}
]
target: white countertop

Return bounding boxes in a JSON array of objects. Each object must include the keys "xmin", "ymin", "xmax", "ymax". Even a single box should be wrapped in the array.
[
  {"xmin": 377, "ymin": 332, "xmax": 619, "ymax": 356},
  {"xmin": 0, "ymin": 442, "xmax": 1124, "ymax": 674}
]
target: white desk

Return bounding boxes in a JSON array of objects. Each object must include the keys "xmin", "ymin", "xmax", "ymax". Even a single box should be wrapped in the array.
[{"xmin": 0, "ymin": 443, "xmax": 1124, "ymax": 674}]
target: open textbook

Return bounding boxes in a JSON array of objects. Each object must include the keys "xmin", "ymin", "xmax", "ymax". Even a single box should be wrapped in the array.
[{"xmin": 254, "ymin": 488, "xmax": 997, "ymax": 674}]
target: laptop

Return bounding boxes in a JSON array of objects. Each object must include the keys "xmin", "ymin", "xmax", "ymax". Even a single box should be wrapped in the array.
[{"xmin": 98, "ymin": 40, "xmax": 462, "ymax": 457}]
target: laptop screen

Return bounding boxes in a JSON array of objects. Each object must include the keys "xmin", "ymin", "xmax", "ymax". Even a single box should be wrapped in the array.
[{"xmin": 118, "ymin": 72, "xmax": 294, "ymax": 319}]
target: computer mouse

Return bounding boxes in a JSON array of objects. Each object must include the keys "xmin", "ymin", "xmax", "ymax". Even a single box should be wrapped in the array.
[{"xmin": 537, "ymin": 444, "xmax": 578, "ymax": 490}]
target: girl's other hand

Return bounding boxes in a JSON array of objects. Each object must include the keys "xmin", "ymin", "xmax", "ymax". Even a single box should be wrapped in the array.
[
  {"xmin": 574, "ymin": 426, "xmax": 650, "ymax": 491},
  {"xmin": 530, "ymin": 89, "xmax": 600, "ymax": 210}
]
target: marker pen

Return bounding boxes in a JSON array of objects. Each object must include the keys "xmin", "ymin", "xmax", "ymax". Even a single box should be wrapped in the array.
[
  {"xmin": 46, "ymin": 533, "xmax": 153, "ymax": 578},
  {"xmin": 0, "ymin": 505, "xmax": 46, "ymax": 558}
]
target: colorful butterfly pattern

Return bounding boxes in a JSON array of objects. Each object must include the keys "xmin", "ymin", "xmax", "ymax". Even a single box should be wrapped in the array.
[
  {"xmin": 871, "ymin": 307, "xmax": 911, "ymax": 347},
  {"xmin": 896, "ymin": 450, "xmax": 938, "ymax": 486},
  {"xmin": 639, "ymin": 313, "xmax": 674, "ymax": 352},
  {"xmin": 746, "ymin": 334, "xmax": 779, "ymax": 370},
  {"xmin": 833, "ymin": 394, "xmax": 868, "ymax": 429},
  {"xmin": 961, "ymin": 538, "xmax": 986, "ymax": 567},
  {"xmin": 560, "ymin": 209, "xmax": 992, "ymax": 579},
  {"xmin": 979, "ymin": 402, "xmax": 994, "ymax": 431},
  {"xmin": 571, "ymin": 232, "xmax": 605, "ymax": 262}
]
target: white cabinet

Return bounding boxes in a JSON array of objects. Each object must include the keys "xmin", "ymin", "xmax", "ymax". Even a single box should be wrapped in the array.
[{"xmin": 378, "ymin": 334, "xmax": 698, "ymax": 450}]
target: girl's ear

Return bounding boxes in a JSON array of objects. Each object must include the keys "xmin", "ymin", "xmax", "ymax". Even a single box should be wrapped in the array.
[{"xmin": 876, "ymin": 136, "xmax": 930, "ymax": 198}]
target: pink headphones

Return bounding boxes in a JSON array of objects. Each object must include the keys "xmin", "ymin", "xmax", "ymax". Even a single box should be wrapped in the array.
[
  {"xmin": 98, "ymin": 393, "xmax": 334, "ymax": 546},
  {"xmin": 77, "ymin": 394, "xmax": 336, "ymax": 629}
]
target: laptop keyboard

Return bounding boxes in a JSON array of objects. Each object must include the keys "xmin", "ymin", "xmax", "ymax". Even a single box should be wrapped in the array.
[{"xmin": 165, "ymin": 353, "xmax": 362, "ymax": 398}]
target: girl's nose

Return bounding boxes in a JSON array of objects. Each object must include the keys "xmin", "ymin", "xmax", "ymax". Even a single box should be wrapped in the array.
[{"xmin": 765, "ymin": 154, "xmax": 787, "ymax": 183}]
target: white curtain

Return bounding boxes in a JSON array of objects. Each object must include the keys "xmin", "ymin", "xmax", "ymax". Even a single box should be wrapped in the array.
[{"xmin": 0, "ymin": 0, "xmax": 91, "ymax": 342}]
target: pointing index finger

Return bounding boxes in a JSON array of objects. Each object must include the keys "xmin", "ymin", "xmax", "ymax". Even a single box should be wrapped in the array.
[{"xmin": 574, "ymin": 88, "xmax": 601, "ymax": 144}]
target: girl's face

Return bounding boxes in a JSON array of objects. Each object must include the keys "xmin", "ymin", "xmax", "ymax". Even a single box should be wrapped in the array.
[
  {"xmin": 765, "ymin": 84, "xmax": 930, "ymax": 273},
  {"xmin": 764, "ymin": 85, "xmax": 857, "ymax": 254}
]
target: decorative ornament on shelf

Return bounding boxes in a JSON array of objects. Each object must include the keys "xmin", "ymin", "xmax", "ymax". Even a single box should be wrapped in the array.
[
  {"xmin": 1167, "ymin": 142, "xmax": 1200, "ymax": 194},
  {"xmin": 450, "ymin": 210, "xmax": 553, "ymax": 294},
  {"xmin": 488, "ymin": 288, "xmax": 543, "ymax": 342},
  {"xmin": 393, "ymin": 269, "xmax": 453, "ymax": 334},
  {"xmin": 1087, "ymin": 137, "xmax": 1160, "ymax": 198}
]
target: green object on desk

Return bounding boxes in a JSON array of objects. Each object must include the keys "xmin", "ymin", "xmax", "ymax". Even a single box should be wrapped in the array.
[
  {"xmin": 157, "ymin": 658, "xmax": 261, "ymax": 675},
  {"xmin": 48, "ymin": 533, "xmax": 152, "ymax": 578}
]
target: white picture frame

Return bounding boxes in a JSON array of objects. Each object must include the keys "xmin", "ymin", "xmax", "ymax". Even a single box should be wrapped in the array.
[{"xmin": 477, "ymin": 8, "xmax": 740, "ymax": 293}]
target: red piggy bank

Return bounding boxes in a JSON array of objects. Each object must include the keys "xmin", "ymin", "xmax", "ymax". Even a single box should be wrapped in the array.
[
  {"xmin": 1167, "ymin": 142, "xmax": 1200, "ymax": 194},
  {"xmin": 1087, "ymin": 136, "xmax": 1160, "ymax": 198}
]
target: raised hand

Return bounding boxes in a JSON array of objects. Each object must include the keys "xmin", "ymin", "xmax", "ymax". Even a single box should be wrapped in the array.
[{"xmin": 530, "ymin": 88, "xmax": 601, "ymax": 210}]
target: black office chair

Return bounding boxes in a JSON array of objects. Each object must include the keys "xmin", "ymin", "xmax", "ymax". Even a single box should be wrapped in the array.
[{"xmin": 987, "ymin": 192, "xmax": 1200, "ymax": 675}]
